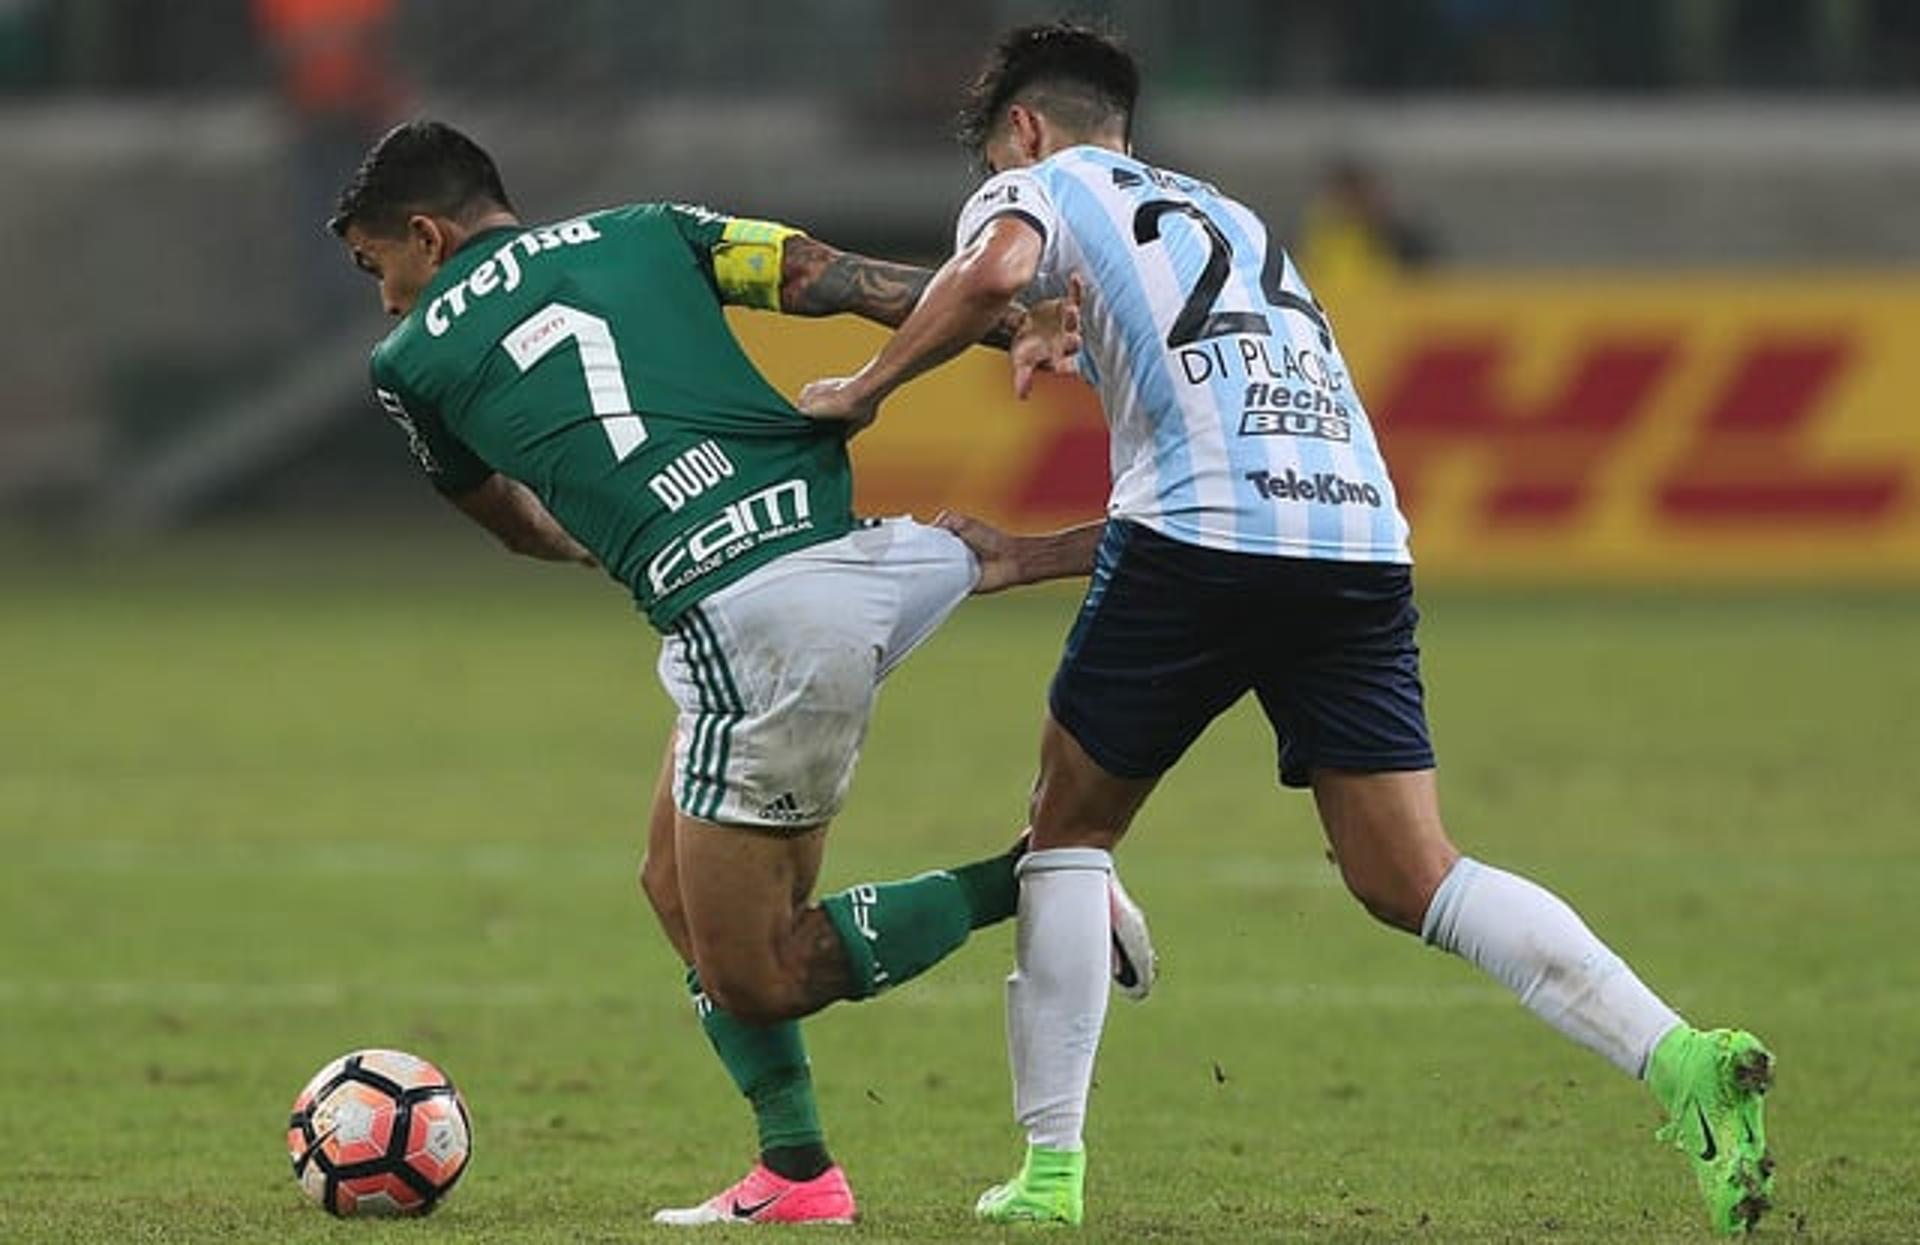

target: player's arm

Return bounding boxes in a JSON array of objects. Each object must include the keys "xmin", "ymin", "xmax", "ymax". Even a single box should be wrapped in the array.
[
  {"xmin": 935, "ymin": 511, "xmax": 1101, "ymax": 595},
  {"xmin": 793, "ymin": 216, "xmax": 1044, "ymax": 426},
  {"xmin": 374, "ymin": 371, "xmax": 594, "ymax": 567},
  {"xmin": 777, "ymin": 236, "xmax": 1024, "ymax": 349},
  {"xmin": 675, "ymin": 203, "xmax": 1049, "ymax": 353},
  {"xmin": 446, "ymin": 474, "xmax": 597, "ymax": 567}
]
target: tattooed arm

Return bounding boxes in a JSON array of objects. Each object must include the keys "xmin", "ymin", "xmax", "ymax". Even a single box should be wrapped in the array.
[
  {"xmin": 779, "ymin": 235, "xmax": 1022, "ymax": 350},
  {"xmin": 793, "ymin": 216, "xmax": 1049, "ymax": 426}
]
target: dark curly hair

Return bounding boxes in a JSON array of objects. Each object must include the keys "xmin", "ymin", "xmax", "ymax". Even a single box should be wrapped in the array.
[{"xmin": 956, "ymin": 21, "xmax": 1139, "ymax": 167}]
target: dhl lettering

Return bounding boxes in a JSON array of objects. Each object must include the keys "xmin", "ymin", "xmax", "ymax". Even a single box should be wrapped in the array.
[
  {"xmin": 1373, "ymin": 336, "xmax": 1676, "ymax": 523},
  {"xmin": 1656, "ymin": 337, "xmax": 1904, "ymax": 522}
]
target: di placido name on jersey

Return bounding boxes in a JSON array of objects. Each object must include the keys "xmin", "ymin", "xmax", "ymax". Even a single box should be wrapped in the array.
[
  {"xmin": 1177, "ymin": 334, "xmax": 1355, "ymax": 443},
  {"xmin": 423, "ymin": 218, "xmax": 605, "ymax": 338}
]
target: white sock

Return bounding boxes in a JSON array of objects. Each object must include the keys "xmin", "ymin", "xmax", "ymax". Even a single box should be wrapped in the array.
[
  {"xmin": 1422, "ymin": 857, "xmax": 1684, "ymax": 1077},
  {"xmin": 1007, "ymin": 847, "xmax": 1113, "ymax": 1151}
]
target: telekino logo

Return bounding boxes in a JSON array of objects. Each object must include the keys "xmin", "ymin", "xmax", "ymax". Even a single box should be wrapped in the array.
[{"xmin": 1245, "ymin": 467, "xmax": 1384, "ymax": 508}]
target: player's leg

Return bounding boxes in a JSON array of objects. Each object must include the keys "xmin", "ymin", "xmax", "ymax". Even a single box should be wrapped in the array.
[
  {"xmin": 651, "ymin": 827, "xmax": 855, "ymax": 1226},
  {"xmin": 1308, "ymin": 767, "xmax": 1456, "ymax": 932},
  {"xmin": 685, "ymin": 517, "xmax": 1158, "ymax": 1021},
  {"xmin": 977, "ymin": 715, "xmax": 1160, "ymax": 1226},
  {"xmin": 674, "ymin": 809, "xmax": 1029, "ymax": 1025},
  {"xmin": 1273, "ymin": 564, "xmax": 1772, "ymax": 1233},
  {"xmin": 636, "ymin": 730, "xmax": 852, "ymax": 1222},
  {"xmin": 658, "ymin": 806, "xmax": 1029, "ymax": 1227},
  {"xmin": 652, "ymin": 531, "xmax": 1033, "ymax": 1224},
  {"xmin": 982, "ymin": 522, "xmax": 1239, "ymax": 1225},
  {"xmin": 1312, "ymin": 767, "xmax": 1774, "ymax": 1234},
  {"xmin": 1312, "ymin": 766, "xmax": 1685, "ymax": 1065},
  {"xmin": 637, "ymin": 731, "xmax": 695, "ymax": 964},
  {"xmin": 871, "ymin": 516, "xmax": 1159, "ymax": 1002},
  {"xmin": 1256, "ymin": 562, "xmax": 1684, "ymax": 1065}
]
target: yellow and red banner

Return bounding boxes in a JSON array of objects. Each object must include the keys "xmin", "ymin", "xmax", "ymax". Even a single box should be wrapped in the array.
[{"xmin": 731, "ymin": 275, "xmax": 1920, "ymax": 583}]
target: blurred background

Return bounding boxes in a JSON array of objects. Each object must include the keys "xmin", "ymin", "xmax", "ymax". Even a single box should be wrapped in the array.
[
  {"xmin": 5, "ymin": 11, "xmax": 1918, "ymax": 1237},
  {"xmin": 1, "ymin": 0, "xmax": 1916, "ymax": 579}
]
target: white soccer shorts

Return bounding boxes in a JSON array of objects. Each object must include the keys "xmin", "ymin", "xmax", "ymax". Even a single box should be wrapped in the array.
[{"xmin": 656, "ymin": 519, "xmax": 978, "ymax": 829}]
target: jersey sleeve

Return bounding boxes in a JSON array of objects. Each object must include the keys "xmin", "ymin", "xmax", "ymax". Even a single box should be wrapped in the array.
[
  {"xmin": 661, "ymin": 202, "xmax": 802, "ymax": 311},
  {"xmin": 954, "ymin": 169, "xmax": 1058, "ymax": 257},
  {"xmin": 369, "ymin": 351, "xmax": 494, "ymax": 496}
]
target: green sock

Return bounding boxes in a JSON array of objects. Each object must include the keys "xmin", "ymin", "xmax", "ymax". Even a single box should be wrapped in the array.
[
  {"xmin": 686, "ymin": 969, "xmax": 825, "ymax": 1153},
  {"xmin": 817, "ymin": 848, "xmax": 1018, "ymax": 998},
  {"xmin": 949, "ymin": 849, "xmax": 1021, "ymax": 929},
  {"xmin": 818, "ymin": 872, "xmax": 969, "ymax": 998}
]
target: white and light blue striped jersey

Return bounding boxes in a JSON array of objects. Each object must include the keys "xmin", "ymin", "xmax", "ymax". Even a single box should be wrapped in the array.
[{"xmin": 954, "ymin": 146, "xmax": 1411, "ymax": 563}]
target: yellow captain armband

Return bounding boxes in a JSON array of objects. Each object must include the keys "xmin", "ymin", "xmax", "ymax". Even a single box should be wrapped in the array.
[{"xmin": 712, "ymin": 218, "xmax": 801, "ymax": 310}]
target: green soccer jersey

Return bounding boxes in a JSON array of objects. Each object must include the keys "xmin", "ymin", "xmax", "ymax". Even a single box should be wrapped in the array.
[{"xmin": 368, "ymin": 203, "xmax": 855, "ymax": 628}]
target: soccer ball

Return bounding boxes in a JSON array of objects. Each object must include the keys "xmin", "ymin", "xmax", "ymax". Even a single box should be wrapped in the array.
[{"xmin": 286, "ymin": 1048, "xmax": 472, "ymax": 1216}]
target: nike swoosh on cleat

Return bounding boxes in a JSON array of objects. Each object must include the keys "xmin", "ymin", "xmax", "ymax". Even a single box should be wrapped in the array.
[
  {"xmin": 731, "ymin": 1194, "xmax": 780, "ymax": 1219},
  {"xmin": 1694, "ymin": 1104, "xmax": 1718, "ymax": 1162}
]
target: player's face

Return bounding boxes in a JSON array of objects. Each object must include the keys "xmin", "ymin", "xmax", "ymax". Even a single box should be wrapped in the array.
[{"xmin": 342, "ymin": 219, "xmax": 444, "ymax": 318}]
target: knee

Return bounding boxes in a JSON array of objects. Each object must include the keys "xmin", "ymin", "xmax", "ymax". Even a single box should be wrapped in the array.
[
  {"xmin": 697, "ymin": 964, "xmax": 804, "ymax": 1027},
  {"xmin": 1027, "ymin": 786, "xmax": 1124, "ymax": 852},
  {"xmin": 1338, "ymin": 858, "xmax": 1450, "ymax": 936},
  {"xmin": 1344, "ymin": 872, "xmax": 1427, "ymax": 935}
]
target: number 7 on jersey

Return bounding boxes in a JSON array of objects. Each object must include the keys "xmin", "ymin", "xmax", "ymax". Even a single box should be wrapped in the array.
[{"xmin": 503, "ymin": 302, "xmax": 647, "ymax": 461}]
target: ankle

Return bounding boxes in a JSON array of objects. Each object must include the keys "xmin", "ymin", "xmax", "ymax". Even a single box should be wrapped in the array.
[{"xmin": 761, "ymin": 1143, "xmax": 832, "ymax": 1182}]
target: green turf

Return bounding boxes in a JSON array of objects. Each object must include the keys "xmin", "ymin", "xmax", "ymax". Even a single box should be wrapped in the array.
[{"xmin": 2, "ymin": 530, "xmax": 1917, "ymax": 1242}]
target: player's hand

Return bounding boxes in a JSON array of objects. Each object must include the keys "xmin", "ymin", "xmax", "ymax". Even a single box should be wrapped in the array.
[
  {"xmin": 796, "ymin": 376, "xmax": 881, "ymax": 437},
  {"xmin": 935, "ymin": 510, "xmax": 1024, "ymax": 594},
  {"xmin": 1009, "ymin": 275, "xmax": 1084, "ymax": 400}
]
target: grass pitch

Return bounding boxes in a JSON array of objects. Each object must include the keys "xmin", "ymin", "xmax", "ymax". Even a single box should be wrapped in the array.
[{"xmin": 2, "ymin": 529, "xmax": 1916, "ymax": 1242}]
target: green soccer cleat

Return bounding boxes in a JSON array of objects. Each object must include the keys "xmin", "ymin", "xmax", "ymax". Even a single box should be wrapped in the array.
[
  {"xmin": 974, "ymin": 1144, "xmax": 1086, "ymax": 1226},
  {"xmin": 1648, "ymin": 1026, "xmax": 1775, "ymax": 1235}
]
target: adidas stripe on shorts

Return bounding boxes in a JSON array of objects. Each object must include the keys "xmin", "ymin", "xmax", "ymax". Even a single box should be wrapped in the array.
[{"xmin": 656, "ymin": 518, "xmax": 978, "ymax": 830}]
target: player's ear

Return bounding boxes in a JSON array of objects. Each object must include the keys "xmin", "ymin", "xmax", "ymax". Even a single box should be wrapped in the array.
[
  {"xmin": 406, "ymin": 213, "xmax": 448, "ymax": 264},
  {"xmin": 1007, "ymin": 103, "xmax": 1043, "ymax": 162}
]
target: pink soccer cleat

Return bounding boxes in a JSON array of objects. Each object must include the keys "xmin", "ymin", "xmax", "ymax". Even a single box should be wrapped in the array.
[{"xmin": 651, "ymin": 1162, "xmax": 857, "ymax": 1226}]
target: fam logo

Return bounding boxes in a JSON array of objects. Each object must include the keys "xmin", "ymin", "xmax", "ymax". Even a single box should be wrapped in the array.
[{"xmin": 647, "ymin": 478, "xmax": 814, "ymax": 597}]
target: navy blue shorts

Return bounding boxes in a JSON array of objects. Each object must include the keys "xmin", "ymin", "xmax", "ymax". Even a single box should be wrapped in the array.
[{"xmin": 1049, "ymin": 521, "xmax": 1435, "ymax": 788}]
